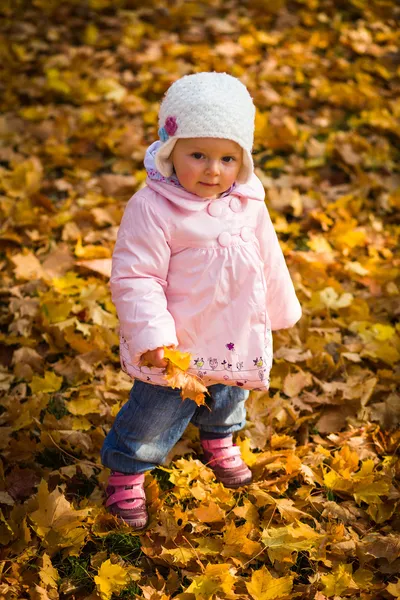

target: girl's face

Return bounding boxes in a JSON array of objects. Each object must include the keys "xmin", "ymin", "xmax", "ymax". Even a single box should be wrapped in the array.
[{"xmin": 171, "ymin": 138, "xmax": 243, "ymax": 199}]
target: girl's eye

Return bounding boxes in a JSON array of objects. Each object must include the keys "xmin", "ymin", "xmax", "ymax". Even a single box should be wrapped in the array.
[
  {"xmin": 192, "ymin": 153, "xmax": 204, "ymax": 159},
  {"xmin": 222, "ymin": 156, "xmax": 235, "ymax": 163}
]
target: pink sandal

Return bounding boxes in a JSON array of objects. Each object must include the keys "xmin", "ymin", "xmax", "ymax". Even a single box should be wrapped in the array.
[
  {"xmin": 105, "ymin": 472, "xmax": 148, "ymax": 529},
  {"xmin": 201, "ymin": 436, "xmax": 252, "ymax": 488}
]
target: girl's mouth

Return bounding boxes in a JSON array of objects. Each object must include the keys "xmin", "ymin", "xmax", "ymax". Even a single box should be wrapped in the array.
[{"xmin": 200, "ymin": 182, "xmax": 218, "ymax": 186}]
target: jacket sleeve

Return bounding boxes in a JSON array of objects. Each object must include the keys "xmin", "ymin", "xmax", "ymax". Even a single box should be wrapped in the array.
[
  {"xmin": 256, "ymin": 202, "xmax": 302, "ymax": 330},
  {"xmin": 110, "ymin": 191, "xmax": 178, "ymax": 364}
]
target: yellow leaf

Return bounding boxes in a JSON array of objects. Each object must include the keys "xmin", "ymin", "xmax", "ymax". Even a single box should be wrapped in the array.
[
  {"xmin": 75, "ymin": 258, "xmax": 112, "ymax": 278},
  {"xmin": 246, "ymin": 565, "xmax": 293, "ymax": 599},
  {"xmin": 196, "ymin": 537, "xmax": 223, "ymax": 556},
  {"xmin": 307, "ymin": 235, "xmax": 334, "ymax": 254},
  {"xmin": 320, "ymin": 563, "xmax": 354, "ymax": 597},
  {"xmin": 67, "ymin": 395, "xmax": 101, "ymax": 416},
  {"xmin": 163, "ymin": 346, "xmax": 191, "ymax": 370},
  {"xmin": 353, "ymin": 479, "xmax": 390, "ymax": 505},
  {"xmin": 94, "ymin": 559, "xmax": 130, "ymax": 600},
  {"xmin": 320, "ymin": 287, "xmax": 353, "ymax": 310},
  {"xmin": 186, "ymin": 563, "xmax": 237, "ymax": 599},
  {"xmin": 233, "ymin": 499, "xmax": 259, "ymax": 526},
  {"xmin": 236, "ymin": 437, "xmax": 258, "ymax": 466},
  {"xmin": 370, "ymin": 323, "xmax": 396, "ymax": 341},
  {"xmin": 192, "ymin": 501, "xmax": 226, "ymax": 523},
  {"xmin": 261, "ymin": 522, "xmax": 322, "ymax": 564},
  {"xmin": 387, "ymin": 579, "xmax": 400, "ymax": 598},
  {"xmin": 323, "ymin": 469, "xmax": 353, "ymax": 493},
  {"xmin": 353, "ymin": 568, "xmax": 375, "ymax": 590},
  {"xmin": 222, "ymin": 521, "xmax": 262, "ymax": 559},
  {"xmin": 39, "ymin": 553, "xmax": 58, "ymax": 590},
  {"xmin": 74, "ymin": 236, "xmax": 111, "ymax": 259},
  {"xmin": 84, "ymin": 22, "xmax": 98, "ymax": 45},
  {"xmin": 283, "ymin": 371, "xmax": 312, "ymax": 397},
  {"xmin": 164, "ymin": 362, "xmax": 207, "ymax": 406},
  {"xmin": 11, "ymin": 251, "xmax": 47, "ymax": 282},
  {"xmin": 30, "ymin": 371, "xmax": 63, "ymax": 394},
  {"xmin": 331, "ymin": 445, "xmax": 360, "ymax": 477},
  {"xmin": 41, "ymin": 294, "xmax": 74, "ymax": 323},
  {"xmin": 29, "ymin": 480, "xmax": 89, "ymax": 538},
  {"xmin": 159, "ymin": 546, "xmax": 198, "ymax": 567}
]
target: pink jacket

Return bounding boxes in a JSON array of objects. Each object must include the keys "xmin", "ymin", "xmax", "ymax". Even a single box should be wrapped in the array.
[{"xmin": 111, "ymin": 159, "xmax": 301, "ymax": 391}]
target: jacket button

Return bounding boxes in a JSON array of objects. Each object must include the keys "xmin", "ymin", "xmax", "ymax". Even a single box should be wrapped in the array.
[
  {"xmin": 240, "ymin": 227, "xmax": 252, "ymax": 241},
  {"xmin": 208, "ymin": 201, "xmax": 224, "ymax": 217},
  {"xmin": 230, "ymin": 197, "xmax": 242, "ymax": 212},
  {"xmin": 218, "ymin": 232, "xmax": 231, "ymax": 247}
]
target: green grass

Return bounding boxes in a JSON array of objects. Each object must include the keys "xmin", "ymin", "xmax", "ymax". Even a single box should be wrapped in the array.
[
  {"xmin": 114, "ymin": 582, "xmax": 142, "ymax": 598},
  {"xmin": 55, "ymin": 555, "xmax": 94, "ymax": 594},
  {"xmin": 104, "ymin": 533, "xmax": 142, "ymax": 563}
]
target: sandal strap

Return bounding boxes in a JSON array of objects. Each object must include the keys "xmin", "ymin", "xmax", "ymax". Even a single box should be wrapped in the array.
[
  {"xmin": 106, "ymin": 487, "xmax": 146, "ymax": 508},
  {"xmin": 201, "ymin": 436, "xmax": 233, "ymax": 451},
  {"xmin": 201, "ymin": 439, "xmax": 243, "ymax": 469},
  {"xmin": 108, "ymin": 472, "xmax": 145, "ymax": 486}
]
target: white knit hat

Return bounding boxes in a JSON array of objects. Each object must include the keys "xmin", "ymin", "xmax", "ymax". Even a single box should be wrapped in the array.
[{"xmin": 155, "ymin": 72, "xmax": 255, "ymax": 184}]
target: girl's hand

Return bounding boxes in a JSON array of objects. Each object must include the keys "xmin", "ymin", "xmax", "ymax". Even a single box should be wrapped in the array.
[{"xmin": 140, "ymin": 347, "xmax": 168, "ymax": 368}]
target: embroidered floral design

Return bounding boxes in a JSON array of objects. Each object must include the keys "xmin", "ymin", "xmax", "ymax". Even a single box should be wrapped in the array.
[
  {"xmin": 253, "ymin": 357, "xmax": 264, "ymax": 367},
  {"xmin": 236, "ymin": 361, "xmax": 243, "ymax": 371},
  {"xmin": 227, "ymin": 363, "xmax": 232, "ymax": 369},
  {"xmin": 165, "ymin": 116, "xmax": 178, "ymax": 136},
  {"xmin": 221, "ymin": 360, "xmax": 227, "ymax": 367},
  {"xmin": 258, "ymin": 369, "xmax": 266, "ymax": 381},
  {"xmin": 226, "ymin": 342, "xmax": 235, "ymax": 351},
  {"xmin": 194, "ymin": 357, "xmax": 204, "ymax": 368},
  {"xmin": 208, "ymin": 358, "xmax": 218, "ymax": 370},
  {"xmin": 236, "ymin": 381, "xmax": 244, "ymax": 387}
]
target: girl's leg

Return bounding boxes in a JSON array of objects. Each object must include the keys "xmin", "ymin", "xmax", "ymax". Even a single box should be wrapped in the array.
[
  {"xmin": 101, "ymin": 379, "xmax": 198, "ymax": 473},
  {"xmin": 191, "ymin": 384, "xmax": 252, "ymax": 488},
  {"xmin": 191, "ymin": 384, "xmax": 248, "ymax": 437},
  {"xmin": 101, "ymin": 379, "xmax": 198, "ymax": 528}
]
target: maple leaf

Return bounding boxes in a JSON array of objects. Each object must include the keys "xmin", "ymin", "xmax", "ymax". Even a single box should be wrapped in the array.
[
  {"xmin": 28, "ymin": 480, "xmax": 90, "ymax": 554},
  {"xmin": 192, "ymin": 500, "xmax": 226, "ymax": 523},
  {"xmin": 261, "ymin": 522, "xmax": 323, "ymax": 564},
  {"xmin": 246, "ymin": 565, "xmax": 293, "ymax": 599},
  {"xmin": 30, "ymin": 371, "xmax": 63, "ymax": 394},
  {"xmin": 222, "ymin": 521, "xmax": 262, "ymax": 562},
  {"xmin": 163, "ymin": 347, "xmax": 207, "ymax": 406},
  {"xmin": 94, "ymin": 559, "xmax": 130, "ymax": 600},
  {"xmin": 185, "ymin": 563, "xmax": 238, "ymax": 599},
  {"xmin": 320, "ymin": 563, "xmax": 357, "ymax": 597},
  {"xmin": 163, "ymin": 346, "xmax": 191, "ymax": 370},
  {"xmin": 39, "ymin": 553, "xmax": 59, "ymax": 590},
  {"xmin": 387, "ymin": 579, "xmax": 400, "ymax": 598},
  {"xmin": 159, "ymin": 546, "xmax": 198, "ymax": 567}
]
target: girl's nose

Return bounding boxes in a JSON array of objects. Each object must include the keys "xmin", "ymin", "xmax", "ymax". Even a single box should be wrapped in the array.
[{"xmin": 206, "ymin": 160, "xmax": 220, "ymax": 175}]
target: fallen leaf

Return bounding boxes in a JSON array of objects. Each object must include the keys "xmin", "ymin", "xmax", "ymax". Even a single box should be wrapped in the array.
[
  {"xmin": 94, "ymin": 559, "xmax": 130, "ymax": 600},
  {"xmin": 246, "ymin": 565, "xmax": 293, "ymax": 599}
]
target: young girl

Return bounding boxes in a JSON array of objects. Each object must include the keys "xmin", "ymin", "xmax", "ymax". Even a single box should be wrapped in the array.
[{"xmin": 101, "ymin": 72, "xmax": 302, "ymax": 529}]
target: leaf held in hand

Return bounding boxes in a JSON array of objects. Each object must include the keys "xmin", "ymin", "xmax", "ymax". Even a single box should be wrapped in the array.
[
  {"xmin": 163, "ymin": 347, "xmax": 207, "ymax": 406},
  {"xmin": 163, "ymin": 346, "xmax": 191, "ymax": 370}
]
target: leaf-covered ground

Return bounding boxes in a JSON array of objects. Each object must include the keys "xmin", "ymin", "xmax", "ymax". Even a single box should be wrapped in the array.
[{"xmin": 0, "ymin": 1, "xmax": 400, "ymax": 599}]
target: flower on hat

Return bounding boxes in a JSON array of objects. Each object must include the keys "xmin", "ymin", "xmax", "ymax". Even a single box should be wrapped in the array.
[
  {"xmin": 158, "ymin": 116, "xmax": 178, "ymax": 143},
  {"xmin": 164, "ymin": 116, "xmax": 178, "ymax": 136},
  {"xmin": 158, "ymin": 126, "xmax": 169, "ymax": 142}
]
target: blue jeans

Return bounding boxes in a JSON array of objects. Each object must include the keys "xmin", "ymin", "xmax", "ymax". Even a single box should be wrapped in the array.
[{"xmin": 101, "ymin": 379, "xmax": 248, "ymax": 474}]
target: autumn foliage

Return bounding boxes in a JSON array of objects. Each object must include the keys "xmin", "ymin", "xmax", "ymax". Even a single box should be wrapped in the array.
[{"xmin": 0, "ymin": 0, "xmax": 399, "ymax": 599}]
